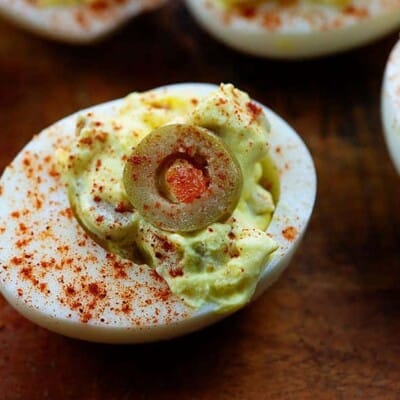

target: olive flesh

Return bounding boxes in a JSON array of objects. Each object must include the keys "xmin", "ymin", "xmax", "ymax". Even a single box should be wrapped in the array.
[{"xmin": 123, "ymin": 124, "xmax": 243, "ymax": 232}]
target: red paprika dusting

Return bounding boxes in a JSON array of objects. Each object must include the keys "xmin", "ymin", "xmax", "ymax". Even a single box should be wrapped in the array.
[
  {"xmin": 262, "ymin": 12, "xmax": 282, "ymax": 29},
  {"xmin": 79, "ymin": 137, "xmax": 93, "ymax": 146},
  {"xmin": 344, "ymin": 5, "xmax": 368, "ymax": 18},
  {"xmin": 95, "ymin": 132, "xmax": 108, "ymax": 143},
  {"xmin": 57, "ymin": 245, "xmax": 69, "ymax": 252},
  {"xmin": 156, "ymin": 287, "xmax": 171, "ymax": 302},
  {"xmin": 60, "ymin": 208, "xmax": 73, "ymax": 219},
  {"xmin": 11, "ymin": 257, "xmax": 23, "ymax": 265},
  {"xmin": 160, "ymin": 238, "xmax": 175, "ymax": 253},
  {"xmin": 282, "ymin": 226, "xmax": 298, "ymax": 241},
  {"xmin": 121, "ymin": 304, "xmax": 131, "ymax": 314},
  {"xmin": 238, "ymin": 6, "xmax": 256, "ymax": 18},
  {"xmin": 74, "ymin": 11, "xmax": 88, "ymax": 28},
  {"xmin": 16, "ymin": 238, "xmax": 32, "ymax": 248},
  {"xmin": 129, "ymin": 155, "xmax": 144, "ymax": 165},
  {"xmin": 40, "ymin": 261, "xmax": 52, "ymax": 268},
  {"xmin": 39, "ymin": 282, "xmax": 48, "ymax": 293},
  {"xmin": 216, "ymin": 97, "xmax": 228, "ymax": 106},
  {"xmin": 88, "ymin": 283, "xmax": 100, "ymax": 296},
  {"xmin": 48, "ymin": 165, "xmax": 60, "ymax": 178},
  {"xmin": 228, "ymin": 231, "xmax": 236, "ymax": 240},
  {"xmin": 169, "ymin": 268, "xmax": 184, "ymax": 278},
  {"xmin": 115, "ymin": 202, "xmax": 132, "ymax": 213},
  {"xmin": 150, "ymin": 269, "xmax": 164, "ymax": 282},
  {"xmin": 65, "ymin": 286, "xmax": 76, "ymax": 296},
  {"xmin": 35, "ymin": 198, "xmax": 43, "ymax": 209},
  {"xmin": 106, "ymin": 253, "xmax": 128, "ymax": 278},
  {"xmin": 72, "ymin": 301, "xmax": 82, "ymax": 310},
  {"xmin": 18, "ymin": 222, "xmax": 28, "ymax": 233},
  {"xmin": 20, "ymin": 266, "xmax": 33, "ymax": 279},
  {"xmin": 81, "ymin": 312, "xmax": 92, "ymax": 323},
  {"xmin": 246, "ymin": 101, "xmax": 262, "ymax": 119},
  {"xmin": 90, "ymin": 0, "xmax": 109, "ymax": 12}
]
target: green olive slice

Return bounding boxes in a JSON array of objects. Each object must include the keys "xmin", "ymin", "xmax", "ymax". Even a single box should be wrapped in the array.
[{"xmin": 123, "ymin": 124, "xmax": 243, "ymax": 232}]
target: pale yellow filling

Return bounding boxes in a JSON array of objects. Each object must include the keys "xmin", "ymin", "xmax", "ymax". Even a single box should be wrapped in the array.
[
  {"xmin": 37, "ymin": 0, "xmax": 98, "ymax": 7},
  {"xmin": 57, "ymin": 84, "xmax": 278, "ymax": 313},
  {"xmin": 220, "ymin": 0, "xmax": 351, "ymax": 7}
]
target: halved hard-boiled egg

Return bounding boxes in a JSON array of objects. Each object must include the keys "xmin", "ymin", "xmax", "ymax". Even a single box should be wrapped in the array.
[
  {"xmin": 0, "ymin": 0, "xmax": 166, "ymax": 43},
  {"xmin": 0, "ymin": 83, "xmax": 316, "ymax": 343},
  {"xmin": 382, "ymin": 39, "xmax": 400, "ymax": 174},
  {"xmin": 185, "ymin": 0, "xmax": 400, "ymax": 58}
]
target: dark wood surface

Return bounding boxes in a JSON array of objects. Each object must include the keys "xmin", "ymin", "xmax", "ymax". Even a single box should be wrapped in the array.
[{"xmin": 1, "ymin": 2, "xmax": 400, "ymax": 399}]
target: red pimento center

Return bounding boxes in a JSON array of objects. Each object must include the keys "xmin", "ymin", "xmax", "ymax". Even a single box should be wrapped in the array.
[{"xmin": 164, "ymin": 158, "xmax": 209, "ymax": 204}]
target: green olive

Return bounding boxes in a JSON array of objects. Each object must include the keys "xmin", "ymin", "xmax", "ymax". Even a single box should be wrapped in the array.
[{"xmin": 123, "ymin": 124, "xmax": 243, "ymax": 232}]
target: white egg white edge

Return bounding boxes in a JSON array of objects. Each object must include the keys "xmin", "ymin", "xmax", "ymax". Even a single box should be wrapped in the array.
[
  {"xmin": 185, "ymin": 0, "xmax": 400, "ymax": 59},
  {"xmin": 382, "ymin": 39, "xmax": 400, "ymax": 175},
  {"xmin": 0, "ymin": 82, "xmax": 316, "ymax": 343},
  {"xmin": 0, "ymin": 0, "xmax": 166, "ymax": 44}
]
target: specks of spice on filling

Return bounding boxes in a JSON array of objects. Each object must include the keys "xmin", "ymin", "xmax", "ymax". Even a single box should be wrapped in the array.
[
  {"xmin": 0, "ymin": 122, "xmax": 191, "ymax": 328},
  {"xmin": 19, "ymin": 0, "xmax": 164, "ymax": 41},
  {"xmin": 205, "ymin": 0, "xmax": 390, "ymax": 32}
]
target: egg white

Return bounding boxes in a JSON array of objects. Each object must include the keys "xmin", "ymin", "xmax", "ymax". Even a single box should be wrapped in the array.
[
  {"xmin": 382, "ymin": 39, "xmax": 400, "ymax": 174},
  {"xmin": 0, "ymin": 0, "xmax": 166, "ymax": 43},
  {"xmin": 0, "ymin": 83, "xmax": 316, "ymax": 343},
  {"xmin": 185, "ymin": 0, "xmax": 400, "ymax": 59}
]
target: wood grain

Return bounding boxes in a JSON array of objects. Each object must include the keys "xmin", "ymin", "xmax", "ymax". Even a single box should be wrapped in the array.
[{"xmin": 1, "ymin": 2, "xmax": 400, "ymax": 399}]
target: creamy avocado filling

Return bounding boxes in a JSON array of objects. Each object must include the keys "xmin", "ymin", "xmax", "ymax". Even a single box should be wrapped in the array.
[{"xmin": 57, "ymin": 84, "xmax": 278, "ymax": 313}]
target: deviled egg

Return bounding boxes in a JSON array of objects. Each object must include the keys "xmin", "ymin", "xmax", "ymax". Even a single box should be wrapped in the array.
[
  {"xmin": 382, "ymin": 39, "xmax": 400, "ymax": 174},
  {"xmin": 0, "ymin": 83, "xmax": 316, "ymax": 343},
  {"xmin": 0, "ymin": 0, "xmax": 166, "ymax": 43},
  {"xmin": 185, "ymin": 0, "xmax": 400, "ymax": 58}
]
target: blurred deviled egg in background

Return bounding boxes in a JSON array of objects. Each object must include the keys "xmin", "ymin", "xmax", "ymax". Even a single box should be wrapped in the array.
[
  {"xmin": 185, "ymin": 0, "xmax": 400, "ymax": 59},
  {"xmin": 382, "ymin": 39, "xmax": 400, "ymax": 175},
  {"xmin": 0, "ymin": 0, "xmax": 166, "ymax": 43}
]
